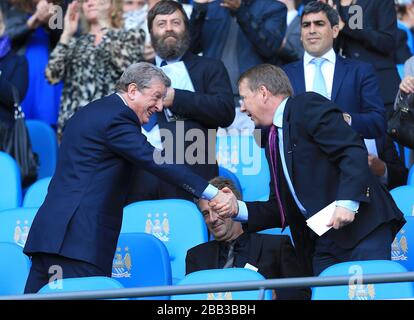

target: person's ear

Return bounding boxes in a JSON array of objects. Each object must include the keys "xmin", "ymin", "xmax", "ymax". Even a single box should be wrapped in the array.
[{"xmin": 127, "ymin": 83, "xmax": 139, "ymax": 100}]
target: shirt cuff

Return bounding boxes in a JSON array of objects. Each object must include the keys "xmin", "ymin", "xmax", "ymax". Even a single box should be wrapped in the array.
[
  {"xmin": 200, "ymin": 185, "xmax": 219, "ymax": 200},
  {"xmin": 234, "ymin": 201, "xmax": 248, "ymax": 222},
  {"xmin": 336, "ymin": 200, "xmax": 359, "ymax": 214},
  {"xmin": 380, "ymin": 164, "xmax": 389, "ymax": 185}
]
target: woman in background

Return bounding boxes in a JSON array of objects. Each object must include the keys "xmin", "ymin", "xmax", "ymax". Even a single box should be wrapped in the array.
[
  {"xmin": 0, "ymin": 8, "xmax": 28, "ymax": 141},
  {"xmin": 46, "ymin": 0, "xmax": 145, "ymax": 140}
]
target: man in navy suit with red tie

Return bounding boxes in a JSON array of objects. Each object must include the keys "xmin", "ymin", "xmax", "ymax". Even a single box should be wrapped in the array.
[
  {"xmin": 224, "ymin": 63, "xmax": 405, "ymax": 276},
  {"xmin": 23, "ymin": 63, "xmax": 238, "ymax": 293}
]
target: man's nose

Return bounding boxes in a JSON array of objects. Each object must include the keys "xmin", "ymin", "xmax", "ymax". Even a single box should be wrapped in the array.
[
  {"xmin": 208, "ymin": 210, "xmax": 218, "ymax": 223},
  {"xmin": 156, "ymin": 99, "xmax": 164, "ymax": 111}
]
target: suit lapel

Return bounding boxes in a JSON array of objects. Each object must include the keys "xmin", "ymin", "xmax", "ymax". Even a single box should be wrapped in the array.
[
  {"xmin": 331, "ymin": 56, "xmax": 347, "ymax": 101},
  {"xmin": 208, "ymin": 241, "xmax": 221, "ymax": 269},
  {"xmin": 292, "ymin": 61, "xmax": 306, "ymax": 95},
  {"xmin": 283, "ymin": 99, "xmax": 294, "ymax": 184}
]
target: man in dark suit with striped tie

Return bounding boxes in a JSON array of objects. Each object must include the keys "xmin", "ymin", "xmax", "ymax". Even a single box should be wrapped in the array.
[{"xmin": 222, "ymin": 63, "xmax": 405, "ymax": 276}]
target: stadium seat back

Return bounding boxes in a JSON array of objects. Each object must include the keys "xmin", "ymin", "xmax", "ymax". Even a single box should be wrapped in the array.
[
  {"xmin": 112, "ymin": 232, "xmax": 172, "ymax": 299},
  {"xmin": 22, "ymin": 177, "xmax": 51, "ymax": 207},
  {"xmin": 0, "ymin": 207, "xmax": 38, "ymax": 247},
  {"xmin": 0, "ymin": 151, "xmax": 22, "ymax": 211},
  {"xmin": 216, "ymin": 135, "xmax": 270, "ymax": 201},
  {"xmin": 38, "ymin": 276, "xmax": 124, "ymax": 297},
  {"xmin": 0, "ymin": 242, "xmax": 31, "ymax": 295},
  {"xmin": 392, "ymin": 216, "xmax": 414, "ymax": 271},
  {"xmin": 390, "ymin": 185, "xmax": 414, "ymax": 216},
  {"xmin": 312, "ymin": 260, "xmax": 414, "ymax": 300},
  {"xmin": 171, "ymin": 268, "xmax": 272, "ymax": 300},
  {"xmin": 26, "ymin": 120, "xmax": 58, "ymax": 179},
  {"xmin": 122, "ymin": 199, "xmax": 208, "ymax": 283}
]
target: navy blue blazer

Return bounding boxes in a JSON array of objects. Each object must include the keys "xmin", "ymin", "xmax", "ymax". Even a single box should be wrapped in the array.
[
  {"xmin": 246, "ymin": 93, "xmax": 405, "ymax": 275},
  {"xmin": 24, "ymin": 94, "xmax": 209, "ymax": 273},
  {"xmin": 282, "ymin": 55, "xmax": 386, "ymax": 139}
]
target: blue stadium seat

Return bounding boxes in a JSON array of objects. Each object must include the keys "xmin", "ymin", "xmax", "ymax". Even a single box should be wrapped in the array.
[
  {"xmin": 312, "ymin": 260, "xmax": 414, "ymax": 300},
  {"xmin": 112, "ymin": 232, "xmax": 172, "ymax": 300},
  {"xmin": 22, "ymin": 177, "xmax": 51, "ymax": 208},
  {"xmin": 216, "ymin": 135, "xmax": 270, "ymax": 201},
  {"xmin": 0, "ymin": 242, "xmax": 31, "ymax": 295},
  {"xmin": 171, "ymin": 268, "xmax": 272, "ymax": 300},
  {"xmin": 0, "ymin": 151, "xmax": 22, "ymax": 211},
  {"xmin": 408, "ymin": 165, "xmax": 414, "ymax": 186},
  {"xmin": 392, "ymin": 216, "xmax": 414, "ymax": 271},
  {"xmin": 390, "ymin": 185, "xmax": 414, "ymax": 216},
  {"xmin": 122, "ymin": 199, "xmax": 208, "ymax": 284},
  {"xmin": 0, "ymin": 207, "xmax": 38, "ymax": 247},
  {"xmin": 26, "ymin": 120, "xmax": 58, "ymax": 179},
  {"xmin": 38, "ymin": 276, "xmax": 124, "ymax": 297},
  {"xmin": 218, "ymin": 166, "xmax": 243, "ymax": 197}
]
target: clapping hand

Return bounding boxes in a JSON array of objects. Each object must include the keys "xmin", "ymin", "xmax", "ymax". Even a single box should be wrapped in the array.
[
  {"xmin": 209, "ymin": 187, "xmax": 239, "ymax": 219},
  {"xmin": 61, "ymin": 0, "xmax": 80, "ymax": 44}
]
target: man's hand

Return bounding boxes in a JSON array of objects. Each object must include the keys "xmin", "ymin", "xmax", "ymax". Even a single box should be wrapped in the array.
[
  {"xmin": 327, "ymin": 206, "xmax": 355, "ymax": 229},
  {"xmin": 220, "ymin": 0, "xmax": 242, "ymax": 11},
  {"xmin": 209, "ymin": 187, "xmax": 238, "ymax": 218},
  {"xmin": 368, "ymin": 154, "xmax": 386, "ymax": 177},
  {"xmin": 163, "ymin": 88, "xmax": 175, "ymax": 108},
  {"xmin": 399, "ymin": 75, "xmax": 414, "ymax": 94},
  {"xmin": 318, "ymin": 0, "xmax": 345, "ymax": 30}
]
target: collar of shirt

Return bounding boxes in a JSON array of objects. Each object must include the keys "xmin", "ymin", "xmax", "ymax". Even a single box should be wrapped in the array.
[
  {"xmin": 155, "ymin": 55, "xmax": 182, "ymax": 67},
  {"xmin": 116, "ymin": 92, "xmax": 129, "ymax": 106},
  {"xmin": 303, "ymin": 48, "xmax": 336, "ymax": 66},
  {"xmin": 273, "ymin": 97, "xmax": 289, "ymax": 128}
]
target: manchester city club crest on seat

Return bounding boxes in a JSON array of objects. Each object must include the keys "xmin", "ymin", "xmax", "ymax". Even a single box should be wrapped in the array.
[
  {"xmin": 206, "ymin": 292, "xmax": 233, "ymax": 300},
  {"xmin": 348, "ymin": 283, "xmax": 376, "ymax": 300},
  {"xmin": 13, "ymin": 219, "xmax": 30, "ymax": 248},
  {"xmin": 392, "ymin": 228, "xmax": 408, "ymax": 262},
  {"xmin": 145, "ymin": 212, "xmax": 170, "ymax": 242},
  {"xmin": 112, "ymin": 246, "xmax": 132, "ymax": 278}
]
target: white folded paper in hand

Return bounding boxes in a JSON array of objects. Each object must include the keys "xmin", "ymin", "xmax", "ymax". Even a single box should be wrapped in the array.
[{"xmin": 306, "ymin": 201, "xmax": 336, "ymax": 236}]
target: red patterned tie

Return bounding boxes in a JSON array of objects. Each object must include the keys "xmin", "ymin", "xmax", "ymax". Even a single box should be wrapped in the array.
[{"xmin": 268, "ymin": 125, "xmax": 287, "ymax": 228}]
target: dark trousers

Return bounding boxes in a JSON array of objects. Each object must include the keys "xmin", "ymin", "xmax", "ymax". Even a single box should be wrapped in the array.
[
  {"xmin": 312, "ymin": 223, "xmax": 394, "ymax": 276},
  {"xmin": 24, "ymin": 253, "xmax": 107, "ymax": 294}
]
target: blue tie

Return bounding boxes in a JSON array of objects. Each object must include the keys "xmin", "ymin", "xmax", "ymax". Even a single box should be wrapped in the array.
[
  {"xmin": 311, "ymin": 58, "xmax": 328, "ymax": 98},
  {"xmin": 142, "ymin": 61, "xmax": 167, "ymax": 131}
]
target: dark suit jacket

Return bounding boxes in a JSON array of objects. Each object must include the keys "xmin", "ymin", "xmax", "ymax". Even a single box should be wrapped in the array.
[
  {"xmin": 24, "ymin": 94, "xmax": 209, "ymax": 274},
  {"xmin": 334, "ymin": 0, "xmax": 400, "ymax": 105},
  {"xmin": 0, "ymin": 51, "xmax": 28, "ymax": 125},
  {"xmin": 282, "ymin": 55, "xmax": 386, "ymax": 138},
  {"xmin": 127, "ymin": 52, "xmax": 234, "ymax": 201},
  {"xmin": 186, "ymin": 233, "xmax": 310, "ymax": 300},
  {"xmin": 246, "ymin": 93, "xmax": 405, "ymax": 275},
  {"xmin": 376, "ymin": 135, "xmax": 408, "ymax": 190}
]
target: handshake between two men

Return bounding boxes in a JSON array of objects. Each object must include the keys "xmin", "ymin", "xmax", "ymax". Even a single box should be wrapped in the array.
[{"xmin": 209, "ymin": 187, "xmax": 239, "ymax": 219}]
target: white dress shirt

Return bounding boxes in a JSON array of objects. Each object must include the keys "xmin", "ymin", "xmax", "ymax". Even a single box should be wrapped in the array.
[{"xmin": 303, "ymin": 48, "xmax": 336, "ymax": 100}]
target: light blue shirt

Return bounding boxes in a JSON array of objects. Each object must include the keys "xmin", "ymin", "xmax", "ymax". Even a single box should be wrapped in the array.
[
  {"xmin": 236, "ymin": 98, "xmax": 359, "ymax": 222},
  {"xmin": 116, "ymin": 93, "xmax": 218, "ymax": 200}
]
